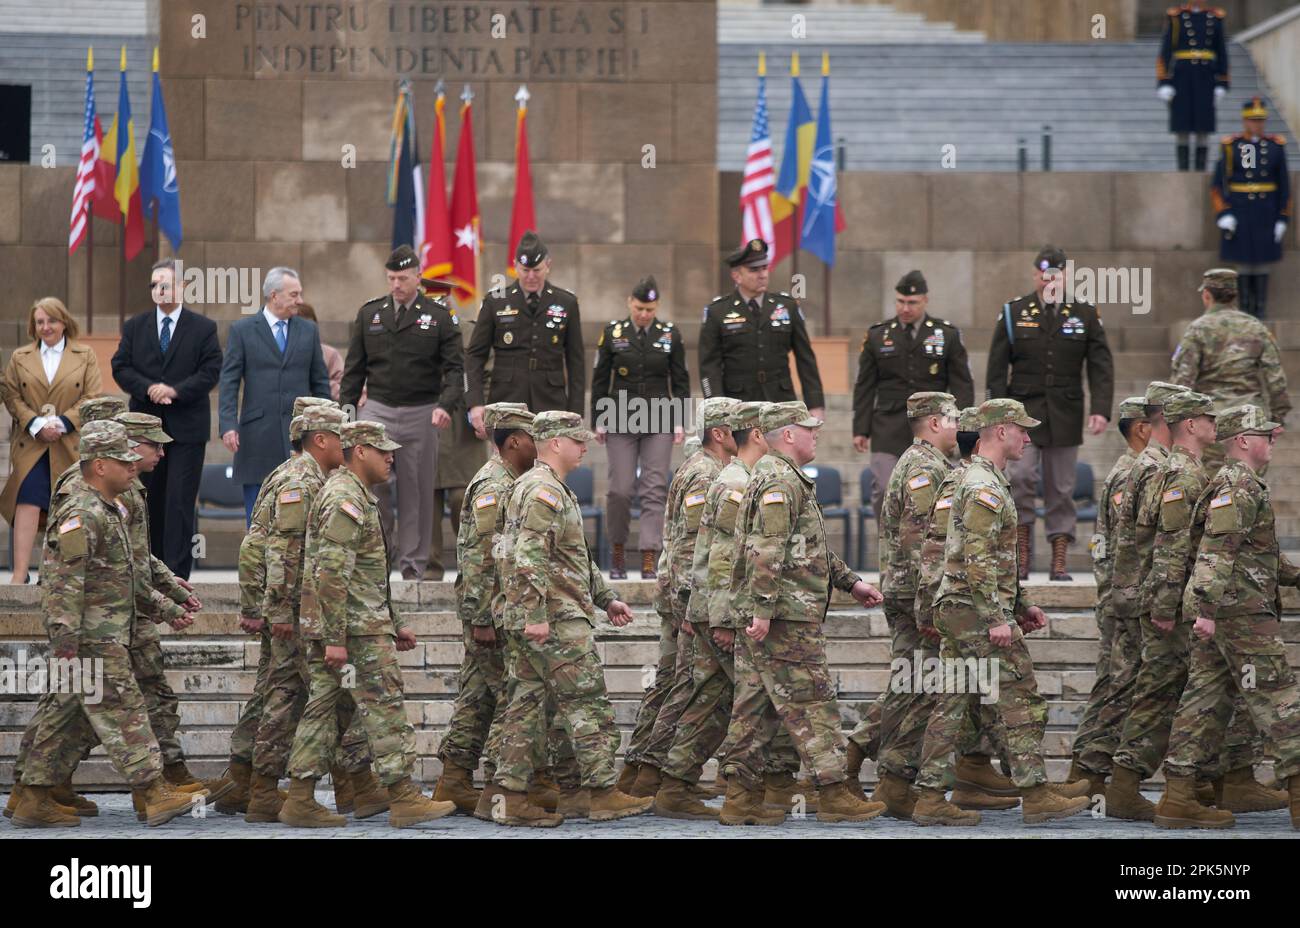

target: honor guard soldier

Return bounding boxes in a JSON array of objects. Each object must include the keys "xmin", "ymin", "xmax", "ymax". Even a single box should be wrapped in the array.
[
  {"xmin": 1156, "ymin": 2, "xmax": 1229, "ymax": 170},
  {"xmin": 340, "ymin": 244, "xmax": 465, "ymax": 580},
  {"xmin": 591, "ymin": 275, "xmax": 690, "ymax": 579},
  {"xmin": 986, "ymin": 245, "xmax": 1114, "ymax": 582},
  {"xmin": 852, "ymin": 270, "xmax": 974, "ymax": 516},
  {"xmin": 698, "ymin": 239, "xmax": 824, "ymax": 420},
  {"xmin": 1211, "ymin": 97, "xmax": 1292, "ymax": 317},
  {"xmin": 466, "ymin": 231, "xmax": 586, "ymax": 437}
]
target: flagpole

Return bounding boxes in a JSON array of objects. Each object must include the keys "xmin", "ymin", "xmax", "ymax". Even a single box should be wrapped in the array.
[
  {"xmin": 789, "ymin": 52, "xmax": 800, "ymax": 294},
  {"xmin": 822, "ymin": 52, "xmax": 832, "ymax": 336},
  {"xmin": 86, "ymin": 212, "xmax": 94, "ymax": 334},
  {"xmin": 152, "ymin": 202, "xmax": 159, "ymax": 265}
]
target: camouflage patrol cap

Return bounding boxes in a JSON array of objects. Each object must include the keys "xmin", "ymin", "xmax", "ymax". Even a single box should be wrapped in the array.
[
  {"xmin": 1215, "ymin": 404, "xmax": 1280, "ymax": 441},
  {"xmin": 957, "ymin": 406, "xmax": 981, "ymax": 433},
  {"xmin": 907, "ymin": 391, "xmax": 958, "ymax": 420},
  {"xmin": 1144, "ymin": 381, "xmax": 1189, "ymax": 407},
  {"xmin": 727, "ymin": 401, "xmax": 766, "ymax": 432},
  {"xmin": 973, "ymin": 398, "xmax": 1040, "ymax": 430},
  {"xmin": 298, "ymin": 404, "xmax": 347, "ymax": 437},
  {"xmin": 114, "ymin": 412, "xmax": 171, "ymax": 444},
  {"xmin": 532, "ymin": 410, "xmax": 594, "ymax": 443},
  {"xmin": 1117, "ymin": 396, "xmax": 1147, "ymax": 421},
  {"xmin": 342, "ymin": 420, "xmax": 401, "ymax": 451},
  {"xmin": 1163, "ymin": 391, "xmax": 1216, "ymax": 424},
  {"xmin": 79, "ymin": 420, "xmax": 142, "ymax": 463},
  {"xmin": 760, "ymin": 401, "xmax": 822, "ymax": 433},
  {"xmin": 484, "ymin": 402, "xmax": 534, "ymax": 433},
  {"xmin": 699, "ymin": 397, "xmax": 741, "ymax": 430},
  {"xmin": 289, "ymin": 415, "xmax": 307, "ymax": 442},
  {"xmin": 1198, "ymin": 268, "xmax": 1238, "ymax": 292},
  {"xmin": 77, "ymin": 395, "xmax": 129, "ymax": 423},
  {"xmin": 293, "ymin": 395, "xmax": 338, "ymax": 418}
]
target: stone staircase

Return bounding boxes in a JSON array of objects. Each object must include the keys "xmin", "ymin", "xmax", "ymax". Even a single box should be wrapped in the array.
[
  {"xmin": 718, "ymin": 1, "xmax": 986, "ymax": 44},
  {"xmin": 5, "ymin": 579, "xmax": 1295, "ymax": 790}
]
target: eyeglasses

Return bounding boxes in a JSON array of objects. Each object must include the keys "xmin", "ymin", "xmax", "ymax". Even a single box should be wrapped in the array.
[
  {"xmin": 150, "ymin": 282, "xmax": 171, "ymax": 290},
  {"xmin": 1243, "ymin": 432, "xmax": 1277, "ymax": 444}
]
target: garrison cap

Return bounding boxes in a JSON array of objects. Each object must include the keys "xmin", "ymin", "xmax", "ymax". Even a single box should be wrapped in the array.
[
  {"xmin": 728, "ymin": 401, "xmax": 767, "ymax": 431},
  {"xmin": 895, "ymin": 270, "xmax": 928, "ymax": 295},
  {"xmin": 973, "ymin": 398, "xmax": 1040, "ymax": 430},
  {"xmin": 77, "ymin": 395, "xmax": 129, "ymax": 423},
  {"xmin": 385, "ymin": 245, "xmax": 419, "ymax": 272},
  {"xmin": 342, "ymin": 420, "xmax": 401, "ymax": 451},
  {"xmin": 485, "ymin": 402, "xmax": 535, "ymax": 433},
  {"xmin": 1034, "ymin": 245, "xmax": 1068, "ymax": 272},
  {"xmin": 726, "ymin": 238, "xmax": 770, "ymax": 269},
  {"xmin": 1215, "ymin": 404, "xmax": 1280, "ymax": 441},
  {"xmin": 1199, "ymin": 267, "xmax": 1239, "ymax": 292},
  {"xmin": 957, "ymin": 406, "xmax": 982, "ymax": 433},
  {"xmin": 531, "ymin": 410, "xmax": 594, "ymax": 443},
  {"xmin": 293, "ymin": 396, "xmax": 338, "ymax": 418},
  {"xmin": 79, "ymin": 420, "xmax": 142, "ymax": 463},
  {"xmin": 515, "ymin": 230, "xmax": 549, "ymax": 268},
  {"xmin": 907, "ymin": 391, "xmax": 958, "ymax": 420},
  {"xmin": 760, "ymin": 401, "xmax": 822, "ymax": 432},
  {"xmin": 114, "ymin": 412, "xmax": 171, "ymax": 444},
  {"xmin": 631, "ymin": 275, "xmax": 659, "ymax": 302},
  {"xmin": 1242, "ymin": 97, "xmax": 1268, "ymax": 119},
  {"xmin": 1145, "ymin": 381, "xmax": 1189, "ymax": 407},
  {"xmin": 1117, "ymin": 396, "xmax": 1148, "ymax": 421},
  {"xmin": 699, "ymin": 397, "xmax": 741, "ymax": 430}
]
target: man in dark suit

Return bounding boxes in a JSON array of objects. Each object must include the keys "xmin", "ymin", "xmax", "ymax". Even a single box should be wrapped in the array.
[
  {"xmin": 111, "ymin": 259, "xmax": 223, "ymax": 578},
  {"xmin": 217, "ymin": 267, "xmax": 331, "ymax": 523}
]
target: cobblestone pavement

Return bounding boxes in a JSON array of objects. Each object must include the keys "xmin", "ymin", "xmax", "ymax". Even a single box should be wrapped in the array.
[{"xmin": 2, "ymin": 791, "xmax": 1293, "ymax": 838}]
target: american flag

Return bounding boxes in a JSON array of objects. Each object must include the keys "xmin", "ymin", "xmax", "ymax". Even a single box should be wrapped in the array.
[
  {"xmin": 68, "ymin": 52, "xmax": 101, "ymax": 255},
  {"xmin": 740, "ymin": 68, "xmax": 777, "ymax": 263}
]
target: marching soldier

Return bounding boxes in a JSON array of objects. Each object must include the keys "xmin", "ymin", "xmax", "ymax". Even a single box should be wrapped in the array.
[
  {"xmin": 986, "ymin": 245, "xmax": 1114, "ymax": 581},
  {"xmin": 432, "ymin": 403, "xmax": 536, "ymax": 814},
  {"xmin": 281, "ymin": 421, "xmax": 456, "ymax": 828},
  {"xmin": 1155, "ymin": 405, "xmax": 1300, "ymax": 831},
  {"xmin": 699, "ymin": 239, "xmax": 824, "ymax": 419},
  {"xmin": 340, "ymin": 245, "xmax": 465, "ymax": 580},
  {"xmin": 1211, "ymin": 98, "xmax": 1292, "ymax": 317},
  {"xmin": 852, "ymin": 271, "xmax": 974, "ymax": 515},
  {"xmin": 466, "ymin": 231, "xmax": 585, "ymax": 436},
  {"xmin": 910, "ymin": 400, "xmax": 1092, "ymax": 826},
  {"xmin": 1156, "ymin": 1, "xmax": 1229, "ymax": 171},
  {"xmin": 490, "ymin": 411, "xmax": 651, "ymax": 827},
  {"xmin": 591, "ymin": 275, "xmax": 690, "ymax": 579},
  {"xmin": 716, "ymin": 401, "xmax": 887, "ymax": 826}
]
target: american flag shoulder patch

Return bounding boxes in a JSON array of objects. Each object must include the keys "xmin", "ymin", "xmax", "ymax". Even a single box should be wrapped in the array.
[
  {"xmin": 907, "ymin": 474, "xmax": 932, "ymax": 491},
  {"xmin": 762, "ymin": 491, "xmax": 786, "ymax": 505},
  {"xmin": 339, "ymin": 501, "xmax": 363, "ymax": 522},
  {"xmin": 1209, "ymin": 493, "xmax": 1233, "ymax": 509},
  {"xmin": 280, "ymin": 489, "xmax": 302, "ymax": 504},
  {"xmin": 1112, "ymin": 490, "xmax": 1123, "ymax": 507},
  {"xmin": 59, "ymin": 516, "xmax": 82, "ymax": 534},
  {"xmin": 684, "ymin": 493, "xmax": 707, "ymax": 508},
  {"xmin": 1162, "ymin": 488, "xmax": 1184, "ymax": 504},
  {"xmin": 536, "ymin": 488, "xmax": 561, "ymax": 510},
  {"xmin": 474, "ymin": 493, "xmax": 497, "ymax": 509},
  {"xmin": 727, "ymin": 490, "xmax": 744, "ymax": 504},
  {"xmin": 935, "ymin": 497, "xmax": 953, "ymax": 511},
  {"xmin": 975, "ymin": 490, "xmax": 1002, "ymax": 511}
]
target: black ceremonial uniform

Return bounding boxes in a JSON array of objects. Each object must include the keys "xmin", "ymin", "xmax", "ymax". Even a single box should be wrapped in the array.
[
  {"xmin": 465, "ymin": 282, "xmax": 585, "ymax": 414},
  {"xmin": 591, "ymin": 317, "xmax": 689, "ymax": 433},
  {"xmin": 1157, "ymin": 4, "xmax": 1229, "ymax": 135},
  {"xmin": 339, "ymin": 291, "xmax": 464, "ymax": 412},
  {"xmin": 698, "ymin": 290, "xmax": 824, "ymax": 409},
  {"xmin": 1212, "ymin": 132, "xmax": 1291, "ymax": 266}
]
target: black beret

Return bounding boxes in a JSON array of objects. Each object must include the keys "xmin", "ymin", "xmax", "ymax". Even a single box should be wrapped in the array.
[
  {"xmin": 631, "ymin": 275, "xmax": 659, "ymax": 302},
  {"xmin": 895, "ymin": 270, "xmax": 927, "ymax": 295},
  {"xmin": 386, "ymin": 245, "xmax": 419, "ymax": 272},
  {"xmin": 515, "ymin": 230, "xmax": 548, "ymax": 267}
]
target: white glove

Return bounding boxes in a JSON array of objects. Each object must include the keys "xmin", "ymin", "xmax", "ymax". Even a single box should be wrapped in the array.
[
  {"xmin": 1214, "ymin": 86, "xmax": 1227, "ymax": 100},
  {"xmin": 1157, "ymin": 85, "xmax": 1176, "ymax": 103},
  {"xmin": 1276, "ymin": 221, "xmax": 1288, "ymax": 244},
  {"xmin": 1217, "ymin": 213, "xmax": 1238, "ymax": 233}
]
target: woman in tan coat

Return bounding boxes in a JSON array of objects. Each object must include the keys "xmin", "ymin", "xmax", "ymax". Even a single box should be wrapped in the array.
[{"xmin": 1, "ymin": 298, "xmax": 102, "ymax": 582}]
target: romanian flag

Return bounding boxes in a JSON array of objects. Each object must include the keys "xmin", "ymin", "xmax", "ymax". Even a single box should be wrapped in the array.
[
  {"xmin": 507, "ymin": 85, "xmax": 537, "ymax": 277},
  {"xmin": 447, "ymin": 87, "xmax": 480, "ymax": 304},
  {"xmin": 102, "ymin": 46, "xmax": 144, "ymax": 259},
  {"xmin": 421, "ymin": 81, "xmax": 453, "ymax": 282},
  {"xmin": 771, "ymin": 53, "xmax": 815, "ymax": 271}
]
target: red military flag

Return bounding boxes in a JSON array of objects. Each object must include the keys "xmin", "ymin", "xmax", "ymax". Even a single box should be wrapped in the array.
[
  {"xmin": 447, "ymin": 86, "xmax": 480, "ymax": 304},
  {"xmin": 507, "ymin": 85, "xmax": 537, "ymax": 277},
  {"xmin": 421, "ymin": 80, "xmax": 454, "ymax": 282}
]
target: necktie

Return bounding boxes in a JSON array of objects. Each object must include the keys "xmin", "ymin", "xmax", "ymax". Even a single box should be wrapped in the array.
[
  {"xmin": 160, "ymin": 316, "xmax": 172, "ymax": 354},
  {"xmin": 747, "ymin": 299, "xmax": 759, "ymax": 315},
  {"xmin": 527, "ymin": 292, "xmax": 540, "ymax": 314},
  {"xmin": 275, "ymin": 319, "xmax": 287, "ymax": 354}
]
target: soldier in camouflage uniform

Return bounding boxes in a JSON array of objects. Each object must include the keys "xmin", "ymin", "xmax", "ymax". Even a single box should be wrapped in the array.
[
  {"xmin": 1156, "ymin": 405, "xmax": 1300, "ymax": 831},
  {"xmin": 490, "ymin": 411, "xmax": 653, "ymax": 826},
  {"xmin": 1066, "ymin": 397, "xmax": 1149, "ymax": 792},
  {"xmin": 281, "ymin": 421, "xmax": 456, "ymax": 828},
  {"xmin": 620, "ymin": 397, "xmax": 739, "ymax": 799},
  {"xmin": 1075, "ymin": 381, "xmax": 1188, "ymax": 782},
  {"xmin": 432, "ymin": 403, "xmax": 536, "ymax": 814},
  {"xmin": 12, "ymin": 422, "xmax": 201, "ymax": 828},
  {"xmin": 716, "ymin": 401, "xmax": 889, "ymax": 826},
  {"xmin": 911, "ymin": 400, "xmax": 1092, "ymax": 826}
]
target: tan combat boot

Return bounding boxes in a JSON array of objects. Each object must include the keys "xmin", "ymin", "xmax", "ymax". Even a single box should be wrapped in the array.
[
  {"xmin": 50, "ymin": 780, "xmax": 99, "ymax": 816},
  {"xmin": 589, "ymin": 786, "xmax": 654, "ymax": 822},
  {"xmin": 870, "ymin": 771, "xmax": 918, "ymax": 820},
  {"xmin": 693, "ymin": 770, "xmax": 726, "ymax": 799},
  {"xmin": 653, "ymin": 775, "xmax": 720, "ymax": 821},
  {"xmin": 215, "ymin": 761, "xmax": 252, "ymax": 814},
  {"xmin": 1016, "ymin": 524, "xmax": 1031, "ymax": 581},
  {"xmin": 844, "ymin": 740, "xmax": 868, "ymax": 800},
  {"xmin": 1065, "ymin": 756, "xmax": 1108, "ymax": 797},
  {"xmin": 350, "ymin": 767, "xmax": 391, "ymax": 819},
  {"xmin": 1218, "ymin": 766, "xmax": 1289, "ymax": 813},
  {"xmin": 10, "ymin": 785, "xmax": 81, "ymax": 829},
  {"xmin": 527, "ymin": 781, "xmax": 559, "ymax": 812},
  {"xmin": 950, "ymin": 787, "xmax": 1020, "ymax": 811},
  {"xmin": 136, "ymin": 778, "xmax": 200, "ymax": 827},
  {"xmin": 556, "ymin": 788, "xmax": 591, "ymax": 819},
  {"xmin": 628, "ymin": 763, "xmax": 662, "ymax": 799},
  {"xmin": 1196, "ymin": 780, "xmax": 1216, "ymax": 805},
  {"xmin": 912, "ymin": 787, "xmax": 981, "ymax": 826},
  {"xmin": 130, "ymin": 781, "xmax": 203, "ymax": 823},
  {"xmin": 162, "ymin": 761, "xmax": 208, "ymax": 795},
  {"xmin": 386, "ymin": 776, "xmax": 456, "ymax": 828},
  {"xmin": 1104, "ymin": 765, "xmax": 1155, "ymax": 821},
  {"xmin": 719, "ymin": 778, "xmax": 785, "ymax": 826},
  {"xmin": 1021, "ymin": 783, "xmax": 1090, "ymax": 824},
  {"xmin": 432, "ymin": 761, "xmax": 480, "ymax": 814},
  {"xmin": 1155, "ymin": 775, "xmax": 1235, "ymax": 829},
  {"xmin": 615, "ymin": 761, "xmax": 639, "ymax": 794},
  {"xmin": 763, "ymin": 771, "xmax": 819, "ymax": 814},
  {"xmin": 1048, "ymin": 778, "xmax": 1094, "ymax": 799},
  {"xmin": 817, "ymin": 781, "xmax": 887, "ymax": 823},
  {"xmin": 331, "ymin": 765, "xmax": 355, "ymax": 813},
  {"xmin": 955, "ymin": 754, "xmax": 1018, "ymax": 796},
  {"xmin": 491, "ymin": 789, "xmax": 564, "ymax": 827},
  {"xmin": 277, "ymin": 777, "xmax": 346, "ymax": 828},
  {"xmin": 4, "ymin": 784, "xmax": 76, "ymax": 818},
  {"xmin": 473, "ymin": 782, "xmax": 506, "ymax": 822},
  {"xmin": 244, "ymin": 772, "xmax": 284, "ymax": 823}
]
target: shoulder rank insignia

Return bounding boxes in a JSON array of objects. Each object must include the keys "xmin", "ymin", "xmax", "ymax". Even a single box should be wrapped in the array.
[
  {"xmin": 762, "ymin": 491, "xmax": 786, "ymax": 505},
  {"xmin": 339, "ymin": 501, "xmax": 363, "ymax": 522},
  {"xmin": 1162, "ymin": 488, "xmax": 1184, "ymax": 504},
  {"xmin": 280, "ymin": 489, "xmax": 302, "ymax": 504},
  {"xmin": 1209, "ymin": 493, "xmax": 1233, "ymax": 509},
  {"xmin": 907, "ymin": 475, "xmax": 932, "ymax": 491},
  {"xmin": 474, "ymin": 493, "xmax": 497, "ymax": 509},
  {"xmin": 975, "ymin": 490, "xmax": 1003, "ymax": 511},
  {"xmin": 536, "ymin": 488, "xmax": 561, "ymax": 510},
  {"xmin": 59, "ymin": 516, "xmax": 82, "ymax": 533}
]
